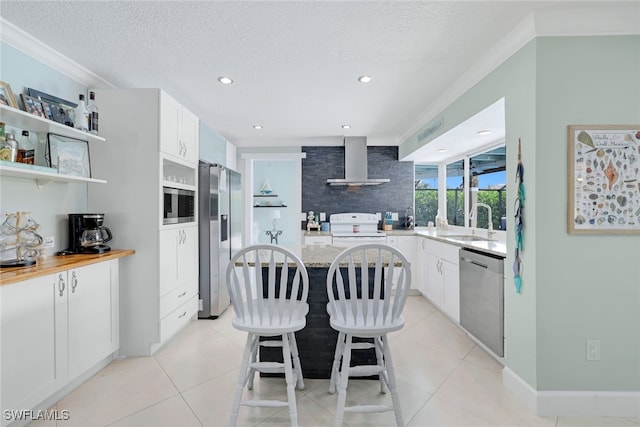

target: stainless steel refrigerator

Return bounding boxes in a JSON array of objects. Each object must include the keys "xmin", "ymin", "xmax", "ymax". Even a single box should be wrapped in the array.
[{"xmin": 198, "ymin": 161, "xmax": 242, "ymax": 318}]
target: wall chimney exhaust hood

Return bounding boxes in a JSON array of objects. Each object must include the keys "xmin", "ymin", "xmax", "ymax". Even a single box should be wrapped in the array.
[{"xmin": 326, "ymin": 137, "xmax": 390, "ymax": 186}]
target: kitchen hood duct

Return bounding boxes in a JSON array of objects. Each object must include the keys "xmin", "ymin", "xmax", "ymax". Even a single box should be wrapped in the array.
[{"xmin": 326, "ymin": 137, "xmax": 390, "ymax": 186}]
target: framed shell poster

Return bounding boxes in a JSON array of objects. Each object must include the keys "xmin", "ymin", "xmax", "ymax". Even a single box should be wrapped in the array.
[{"xmin": 568, "ymin": 125, "xmax": 640, "ymax": 234}]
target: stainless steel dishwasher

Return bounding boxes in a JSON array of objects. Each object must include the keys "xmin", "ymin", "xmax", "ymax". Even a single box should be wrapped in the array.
[{"xmin": 459, "ymin": 248, "xmax": 505, "ymax": 357}]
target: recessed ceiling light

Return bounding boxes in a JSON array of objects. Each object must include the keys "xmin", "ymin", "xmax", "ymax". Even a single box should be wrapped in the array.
[
  {"xmin": 253, "ymin": 125, "xmax": 263, "ymax": 130},
  {"xmin": 437, "ymin": 148, "xmax": 449, "ymax": 153},
  {"xmin": 477, "ymin": 130, "xmax": 492, "ymax": 136},
  {"xmin": 342, "ymin": 124, "xmax": 351, "ymax": 129},
  {"xmin": 218, "ymin": 76, "xmax": 234, "ymax": 85},
  {"xmin": 358, "ymin": 75, "xmax": 372, "ymax": 83}
]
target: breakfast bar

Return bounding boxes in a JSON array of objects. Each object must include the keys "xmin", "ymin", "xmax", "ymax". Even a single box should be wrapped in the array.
[{"xmin": 246, "ymin": 244, "xmax": 396, "ymax": 379}]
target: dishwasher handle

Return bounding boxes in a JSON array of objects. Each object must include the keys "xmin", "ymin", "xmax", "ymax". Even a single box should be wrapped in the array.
[{"xmin": 461, "ymin": 256, "xmax": 488, "ymax": 269}]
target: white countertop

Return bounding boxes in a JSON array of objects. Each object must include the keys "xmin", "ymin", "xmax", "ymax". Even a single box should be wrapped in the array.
[{"xmin": 304, "ymin": 227, "xmax": 507, "ymax": 258}]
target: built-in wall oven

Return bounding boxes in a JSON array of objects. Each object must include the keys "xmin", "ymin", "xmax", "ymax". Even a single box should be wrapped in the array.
[{"xmin": 163, "ymin": 186, "xmax": 195, "ymax": 224}]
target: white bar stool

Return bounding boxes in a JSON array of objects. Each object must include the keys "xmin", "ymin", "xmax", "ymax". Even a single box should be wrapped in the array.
[
  {"xmin": 326, "ymin": 244, "xmax": 411, "ymax": 427},
  {"xmin": 226, "ymin": 244, "xmax": 309, "ymax": 427}
]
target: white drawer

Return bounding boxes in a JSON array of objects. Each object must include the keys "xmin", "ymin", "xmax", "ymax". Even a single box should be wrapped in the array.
[
  {"xmin": 421, "ymin": 237, "xmax": 460, "ymax": 264},
  {"xmin": 304, "ymin": 235, "xmax": 332, "ymax": 245},
  {"xmin": 160, "ymin": 295, "xmax": 198, "ymax": 343},
  {"xmin": 160, "ymin": 283, "xmax": 197, "ymax": 318}
]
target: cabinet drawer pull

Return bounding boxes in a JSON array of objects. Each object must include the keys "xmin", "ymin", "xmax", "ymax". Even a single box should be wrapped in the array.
[
  {"xmin": 178, "ymin": 291, "xmax": 187, "ymax": 298},
  {"xmin": 71, "ymin": 271, "xmax": 78, "ymax": 293},
  {"xmin": 178, "ymin": 311, "xmax": 187, "ymax": 319},
  {"xmin": 58, "ymin": 274, "xmax": 66, "ymax": 297}
]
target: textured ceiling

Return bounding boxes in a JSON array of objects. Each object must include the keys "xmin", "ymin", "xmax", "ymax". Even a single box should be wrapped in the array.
[{"xmin": 0, "ymin": 1, "xmax": 635, "ymax": 148}]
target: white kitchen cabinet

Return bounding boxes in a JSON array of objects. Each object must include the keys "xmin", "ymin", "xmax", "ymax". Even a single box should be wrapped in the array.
[
  {"xmin": 160, "ymin": 91, "xmax": 199, "ymax": 164},
  {"xmin": 65, "ymin": 261, "xmax": 118, "ymax": 381},
  {"xmin": 0, "ymin": 260, "xmax": 119, "ymax": 426},
  {"xmin": 90, "ymin": 88, "xmax": 199, "ymax": 356},
  {"xmin": 1, "ymin": 274, "xmax": 57, "ymax": 424},
  {"xmin": 386, "ymin": 235, "xmax": 418, "ymax": 291},
  {"xmin": 304, "ymin": 234, "xmax": 332, "ymax": 245},
  {"xmin": 421, "ymin": 237, "xmax": 460, "ymax": 322}
]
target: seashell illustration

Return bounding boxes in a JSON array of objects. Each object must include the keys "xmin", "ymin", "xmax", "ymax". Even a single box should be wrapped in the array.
[
  {"xmin": 586, "ymin": 167, "xmax": 593, "ymax": 173},
  {"xmin": 608, "ymin": 215, "xmax": 616, "ymax": 224},
  {"xmin": 597, "ymin": 149, "xmax": 605, "ymax": 157},
  {"xmin": 618, "ymin": 217, "xmax": 626, "ymax": 225},
  {"xmin": 587, "ymin": 159, "xmax": 592, "ymax": 166},
  {"xmin": 617, "ymin": 195, "xmax": 627, "ymax": 207},
  {"xmin": 575, "ymin": 215, "xmax": 586, "ymax": 224},
  {"xmin": 589, "ymin": 193, "xmax": 599, "ymax": 200},
  {"xmin": 597, "ymin": 217, "xmax": 606, "ymax": 225},
  {"xmin": 577, "ymin": 131, "xmax": 594, "ymax": 147},
  {"xmin": 604, "ymin": 160, "xmax": 619, "ymax": 190},
  {"xmin": 601, "ymin": 160, "xmax": 605, "ymax": 169},
  {"xmin": 589, "ymin": 218, "xmax": 595, "ymax": 225}
]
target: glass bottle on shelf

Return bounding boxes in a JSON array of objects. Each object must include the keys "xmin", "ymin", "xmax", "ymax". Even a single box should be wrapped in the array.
[
  {"xmin": 87, "ymin": 91, "xmax": 99, "ymax": 135},
  {"xmin": 17, "ymin": 130, "xmax": 35, "ymax": 164},
  {"xmin": 3, "ymin": 133, "xmax": 18, "ymax": 162},
  {"xmin": 74, "ymin": 94, "xmax": 89, "ymax": 132}
]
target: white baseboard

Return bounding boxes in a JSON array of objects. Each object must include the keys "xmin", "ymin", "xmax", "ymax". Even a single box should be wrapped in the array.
[{"xmin": 503, "ymin": 367, "xmax": 640, "ymax": 417}]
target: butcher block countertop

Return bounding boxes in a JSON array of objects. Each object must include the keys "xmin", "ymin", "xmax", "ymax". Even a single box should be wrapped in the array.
[{"xmin": 0, "ymin": 249, "xmax": 135, "ymax": 286}]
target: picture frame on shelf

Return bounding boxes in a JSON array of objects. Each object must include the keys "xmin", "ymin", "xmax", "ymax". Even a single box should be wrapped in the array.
[
  {"xmin": 20, "ymin": 94, "xmax": 47, "ymax": 118},
  {"xmin": 27, "ymin": 87, "xmax": 76, "ymax": 127},
  {"xmin": 46, "ymin": 133, "xmax": 92, "ymax": 178},
  {"xmin": 567, "ymin": 124, "xmax": 640, "ymax": 234},
  {"xmin": 27, "ymin": 88, "xmax": 77, "ymax": 108},
  {"xmin": 0, "ymin": 81, "xmax": 19, "ymax": 108}
]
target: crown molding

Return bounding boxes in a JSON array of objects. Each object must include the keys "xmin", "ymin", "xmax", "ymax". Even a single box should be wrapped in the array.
[{"xmin": 0, "ymin": 17, "xmax": 116, "ymax": 89}]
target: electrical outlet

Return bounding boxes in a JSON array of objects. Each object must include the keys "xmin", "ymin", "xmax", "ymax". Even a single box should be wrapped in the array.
[
  {"xmin": 586, "ymin": 339, "xmax": 600, "ymax": 361},
  {"xmin": 300, "ymin": 212, "xmax": 307, "ymax": 221},
  {"xmin": 42, "ymin": 236, "xmax": 55, "ymax": 248},
  {"xmin": 320, "ymin": 212, "xmax": 326, "ymax": 221},
  {"xmin": 376, "ymin": 212, "xmax": 382, "ymax": 220},
  {"xmin": 391, "ymin": 212, "xmax": 399, "ymax": 221}
]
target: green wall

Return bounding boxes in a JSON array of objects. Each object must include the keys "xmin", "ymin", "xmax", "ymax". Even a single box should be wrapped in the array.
[
  {"xmin": 534, "ymin": 36, "xmax": 640, "ymax": 391},
  {"xmin": 400, "ymin": 35, "xmax": 640, "ymax": 393}
]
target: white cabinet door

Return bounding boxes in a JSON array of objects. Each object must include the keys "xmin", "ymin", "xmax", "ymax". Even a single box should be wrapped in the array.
[
  {"xmin": 426, "ymin": 253, "xmax": 444, "ymax": 305},
  {"xmin": 177, "ymin": 225, "xmax": 198, "ymax": 293},
  {"xmin": 397, "ymin": 236, "xmax": 418, "ymax": 290},
  {"xmin": 422, "ymin": 238, "xmax": 460, "ymax": 322},
  {"xmin": 67, "ymin": 261, "xmax": 115, "ymax": 380},
  {"xmin": 416, "ymin": 237, "xmax": 429, "ymax": 296},
  {"xmin": 180, "ymin": 107, "xmax": 199, "ymax": 165},
  {"xmin": 160, "ymin": 92, "xmax": 182, "ymax": 159},
  {"xmin": 1, "ymin": 275, "xmax": 57, "ymax": 422},
  {"xmin": 441, "ymin": 258, "xmax": 460, "ymax": 322},
  {"xmin": 159, "ymin": 228, "xmax": 179, "ymax": 296},
  {"xmin": 160, "ymin": 226, "xmax": 198, "ymax": 297},
  {"xmin": 304, "ymin": 235, "xmax": 332, "ymax": 245},
  {"xmin": 160, "ymin": 91, "xmax": 198, "ymax": 164}
]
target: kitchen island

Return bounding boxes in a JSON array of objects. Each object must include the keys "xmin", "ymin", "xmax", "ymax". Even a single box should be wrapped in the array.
[{"xmin": 247, "ymin": 244, "xmax": 396, "ymax": 379}]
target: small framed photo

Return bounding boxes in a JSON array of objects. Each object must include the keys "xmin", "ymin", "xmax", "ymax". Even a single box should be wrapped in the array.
[
  {"xmin": 27, "ymin": 88, "xmax": 77, "ymax": 108},
  {"xmin": 46, "ymin": 133, "xmax": 92, "ymax": 178},
  {"xmin": 21, "ymin": 94, "xmax": 47, "ymax": 118},
  {"xmin": 0, "ymin": 81, "xmax": 19, "ymax": 108}
]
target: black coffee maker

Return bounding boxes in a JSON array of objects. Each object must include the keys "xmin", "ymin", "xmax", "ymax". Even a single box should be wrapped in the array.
[{"xmin": 59, "ymin": 213, "xmax": 113, "ymax": 255}]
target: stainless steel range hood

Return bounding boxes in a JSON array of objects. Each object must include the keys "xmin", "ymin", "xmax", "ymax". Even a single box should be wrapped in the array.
[{"xmin": 326, "ymin": 137, "xmax": 390, "ymax": 186}]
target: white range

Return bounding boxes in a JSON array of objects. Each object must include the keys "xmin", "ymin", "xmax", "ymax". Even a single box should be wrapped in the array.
[{"xmin": 329, "ymin": 213, "xmax": 387, "ymax": 246}]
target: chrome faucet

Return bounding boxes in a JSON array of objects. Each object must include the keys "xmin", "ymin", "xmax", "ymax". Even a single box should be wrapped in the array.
[{"xmin": 469, "ymin": 203, "xmax": 495, "ymax": 237}]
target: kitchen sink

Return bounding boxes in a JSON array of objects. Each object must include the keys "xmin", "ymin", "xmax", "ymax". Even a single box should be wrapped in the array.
[{"xmin": 443, "ymin": 234, "xmax": 496, "ymax": 242}]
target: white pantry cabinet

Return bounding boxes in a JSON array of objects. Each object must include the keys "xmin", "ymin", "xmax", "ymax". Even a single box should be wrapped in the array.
[
  {"xmin": 422, "ymin": 237, "xmax": 460, "ymax": 322},
  {"xmin": 0, "ymin": 260, "xmax": 119, "ymax": 426},
  {"xmin": 90, "ymin": 88, "xmax": 199, "ymax": 356}
]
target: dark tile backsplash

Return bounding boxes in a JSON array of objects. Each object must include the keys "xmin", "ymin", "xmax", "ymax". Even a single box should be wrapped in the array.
[{"xmin": 302, "ymin": 146, "xmax": 414, "ymax": 229}]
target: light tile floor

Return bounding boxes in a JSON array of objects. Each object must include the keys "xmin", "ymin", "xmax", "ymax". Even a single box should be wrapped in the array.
[{"xmin": 29, "ymin": 296, "xmax": 639, "ymax": 427}]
